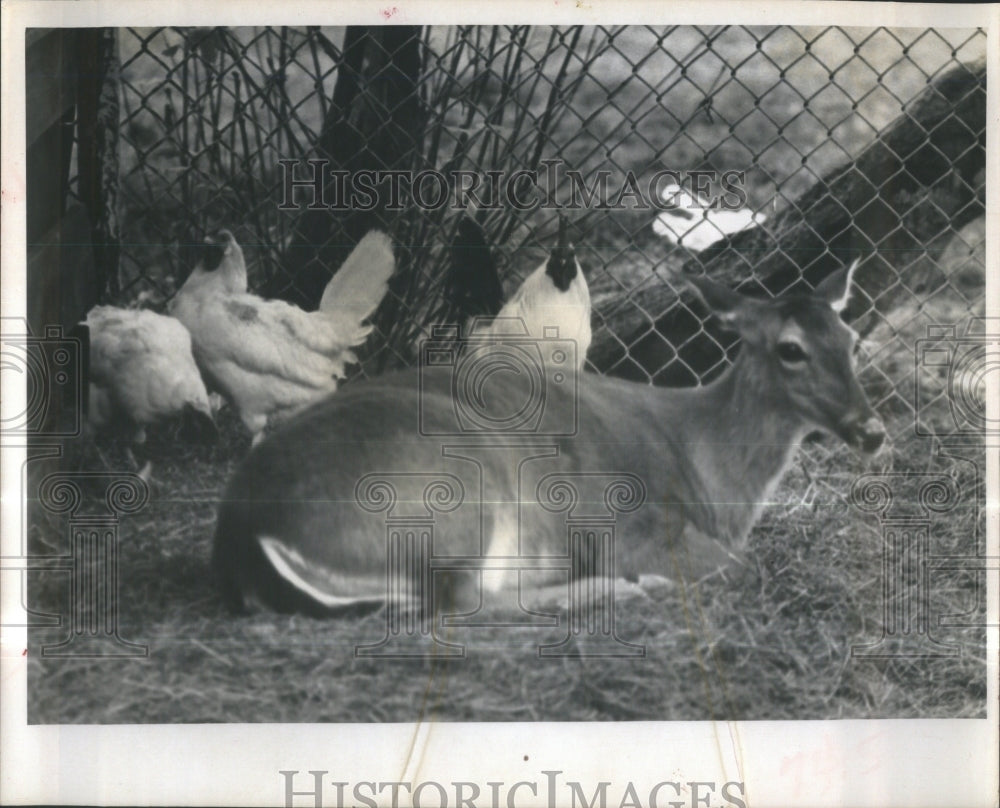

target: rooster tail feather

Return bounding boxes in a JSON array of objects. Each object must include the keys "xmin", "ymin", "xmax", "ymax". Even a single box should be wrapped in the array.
[{"xmin": 318, "ymin": 231, "xmax": 395, "ymax": 327}]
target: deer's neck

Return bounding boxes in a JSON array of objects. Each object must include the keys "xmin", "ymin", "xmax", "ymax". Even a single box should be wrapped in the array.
[{"xmin": 673, "ymin": 358, "xmax": 808, "ymax": 544}]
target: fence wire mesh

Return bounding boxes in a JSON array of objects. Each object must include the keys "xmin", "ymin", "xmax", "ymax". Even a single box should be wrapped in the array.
[{"xmin": 107, "ymin": 24, "xmax": 987, "ymax": 455}]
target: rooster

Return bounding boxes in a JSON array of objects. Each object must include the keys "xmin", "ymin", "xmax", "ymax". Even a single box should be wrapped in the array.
[
  {"xmin": 84, "ymin": 305, "xmax": 216, "ymax": 479},
  {"xmin": 482, "ymin": 216, "xmax": 591, "ymax": 368},
  {"xmin": 169, "ymin": 229, "xmax": 395, "ymax": 444}
]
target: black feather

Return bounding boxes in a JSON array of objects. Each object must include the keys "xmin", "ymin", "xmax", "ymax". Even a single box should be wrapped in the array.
[
  {"xmin": 199, "ymin": 231, "xmax": 232, "ymax": 272},
  {"xmin": 201, "ymin": 244, "xmax": 226, "ymax": 271},
  {"xmin": 545, "ymin": 216, "xmax": 577, "ymax": 292},
  {"xmin": 447, "ymin": 217, "xmax": 504, "ymax": 320}
]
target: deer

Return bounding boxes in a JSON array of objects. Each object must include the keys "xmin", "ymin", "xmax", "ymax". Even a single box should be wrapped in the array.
[{"xmin": 211, "ymin": 254, "xmax": 886, "ymax": 618}]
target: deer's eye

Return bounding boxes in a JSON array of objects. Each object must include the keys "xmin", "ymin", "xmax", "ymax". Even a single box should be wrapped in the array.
[{"xmin": 777, "ymin": 341, "xmax": 808, "ymax": 363}]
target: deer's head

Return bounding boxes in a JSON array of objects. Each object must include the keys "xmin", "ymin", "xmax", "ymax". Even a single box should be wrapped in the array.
[{"xmin": 689, "ymin": 260, "xmax": 886, "ymax": 455}]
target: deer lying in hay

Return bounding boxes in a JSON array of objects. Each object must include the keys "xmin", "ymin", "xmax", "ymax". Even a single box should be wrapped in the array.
[{"xmin": 212, "ymin": 257, "xmax": 885, "ymax": 617}]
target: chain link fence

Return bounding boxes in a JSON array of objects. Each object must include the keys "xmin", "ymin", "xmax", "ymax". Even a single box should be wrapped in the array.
[{"xmin": 107, "ymin": 25, "xmax": 987, "ymax": 452}]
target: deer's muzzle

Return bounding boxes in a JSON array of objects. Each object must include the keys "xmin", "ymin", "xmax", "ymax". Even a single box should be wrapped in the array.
[{"xmin": 845, "ymin": 415, "xmax": 887, "ymax": 455}]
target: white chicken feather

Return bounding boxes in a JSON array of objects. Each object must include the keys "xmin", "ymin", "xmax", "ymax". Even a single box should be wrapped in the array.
[
  {"xmin": 482, "ymin": 217, "xmax": 591, "ymax": 369},
  {"xmin": 169, "ymin": 229, "xmax": 395, "ymax": 442},
  {"xmin": 84, "ymin": 304, "xmax": 215, "ymax": 476},
  {"xmin": 652, "ymin": 182, "xmax": 766, "ymax": 251}
]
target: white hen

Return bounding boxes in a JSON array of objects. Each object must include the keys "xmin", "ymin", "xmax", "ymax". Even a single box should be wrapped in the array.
[
  {"xmin": 169, "ymin": 229, "xmax": 395, "ymax": 443},
  {"xmin": 481, "ymin": 217, "xmax": 591, "ymax": 369},
  {"xmin": 84, "ymin": 304, "xmax": 215, "ymax": 476}
]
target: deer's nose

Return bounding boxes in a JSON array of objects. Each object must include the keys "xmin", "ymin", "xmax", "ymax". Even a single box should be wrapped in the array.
[{"xmin": 857, "ymin": 416, "xmax": 886, "ymax": 455}]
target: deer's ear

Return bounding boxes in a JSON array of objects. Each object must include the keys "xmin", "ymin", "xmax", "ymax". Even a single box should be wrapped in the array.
[
  {"xmin": 687, "ymin": 274, "xmax": 746, "ymax": 324},
  {"xmin": 815, "ymin": 258, "xmax": 860, "ymax": 313}
]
